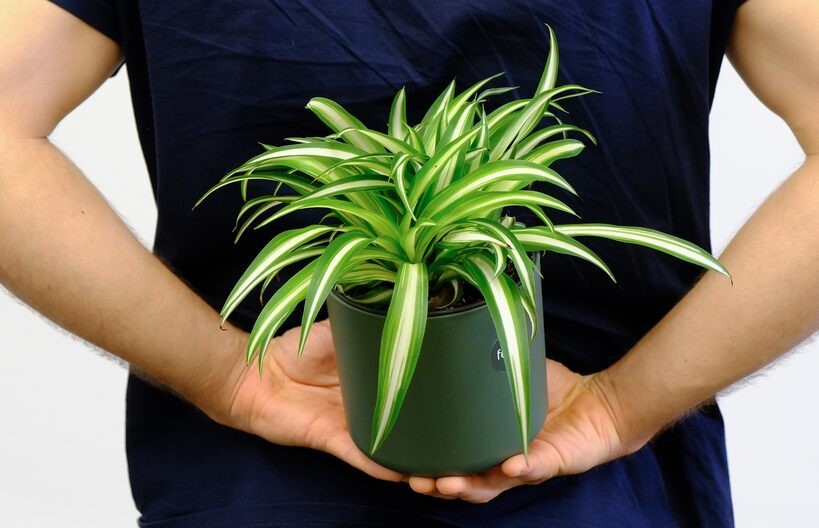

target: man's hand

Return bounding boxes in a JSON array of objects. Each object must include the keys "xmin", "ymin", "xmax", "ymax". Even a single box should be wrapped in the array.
[
  {"xmin": 223, "ymin": 319, "xmax": 405, "ymax": 483},
  {"xmin": 408, "ymin": 359, "xmax": 652, "ymax": 503}
]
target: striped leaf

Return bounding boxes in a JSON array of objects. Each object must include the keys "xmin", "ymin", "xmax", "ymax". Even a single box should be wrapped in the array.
[
  {"xmin": 431, "ymin": 190, "xmax": 577, "ymax": 227},
  {"xmin": 535, "ymin": 24, "xmax": 560, "ymax": 94},
  {"xmin": 440, "ymin": 228, "xmax": 505, "ymax": 248},
  {"xmin": 320, "ymin": 154, "xmax": 392, "ymax": 178},
  {"xmin": 246, "ymin": 261, "xmax": 317, "ymax": 369},
  {"xmin": 470, "ymin": 218, "xmax": 539, "ymax": 337},
  {"xmin": 447, "ymin": 72, "xmax": 504, "ymax": 121},
  {"xmin": 408, "ymin": 126, "xmax": 482, "ymax": 208},
  {"xmin": 477, "ymin": 85, "xmax": 518, "ymax": 101},
  {"xmin": 461, "ymin": 253, "xmax": 531, "ymax": 458},
  {"xmin": 306, "ymin": 98, "xmax": 384, "ymax": 153},
  {"xmin": 489, "ymin": 85, "xmax": 593, "ymax": 162},
  {"xmin": 401, "ymin": 218, "xmax": 437, "ymax": 261},
  {"xmin": 337, "ymin": 263, "xmax": 396, "ymax": 285},
  {"xmin": 233, "ymin": 196, "xmax": 298, "ymax": 243},
  {"xmin": 485, "ymin": 99, "xmax": 528, "ymax": 131},
  {"xmin": 220, "ymin": 226, "xmax": 335, "ymax": 327},
  {"xmin": 388, "ymin": 87, "xmax": 407, "ymax": 139},
  {"xmin": 515, "ymin": 124, "xmax": 597, "ymax": 159},
  {"xmin": 298, "ymin": 232, "xmax": 373, "ymax": 356},
  {"xmin": 296, "ymin": 175, "xmax": 392, "ymax": 202},
  {"xmin": 258, "ymin": 246, "xmax": 326, "ymax": 304},
  {"xmin": 254, "ymin": 196, "xmax": 402, "ymax": 240},
  {"xmin": 192, "ymin": 173, "xmax": 315, "ymax": 210},
  {"xmin": 419, "ymin": 80, "xmax": 456, "ymax": 152},
  {"xmin": 371, "ymin": 262, "xmax": 429, "ymax": 454},
  {"xmin": 513, "ymin": 226, "xmax": 615, "ymax": 282},
  {"xmin": 234, "ymin": 195, "xmax": 282, "ymax": 231},
  {"xmin": 421, "ymin": 160, "xmax": 576, "ymax": 218},
  {"xmin": 235, "ymin": 142, "xmax": 366, "ymax": 173},
  {"xmin": 523, "ymin": 139, "xmax": 585, "ymax": 166},
  {"xmin": 341, "ymin": 128, "xmax": 424, "ymax": 159},
  {"xmin": 405, "ymin": 125, "xmax": 425, "ymax": 153},
  {"xmin": 437, "ymin": 278, "xmax": 464, "ymax": 309},
  {"xmin": 392, "ymin": 153, "xmax": 415, "ymax": 222},
  {"xmin": 554, "ymin": 224, "xmax": 730, "ymax": 277},
  {"xmin": 347, "ymin": 286, "xmax": 394, "ymax": 306}
]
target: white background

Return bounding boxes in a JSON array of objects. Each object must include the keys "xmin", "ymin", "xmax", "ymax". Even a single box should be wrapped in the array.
[{"xmin": 0, "ymin": 59, "xmax": 817, "ymax": 526}]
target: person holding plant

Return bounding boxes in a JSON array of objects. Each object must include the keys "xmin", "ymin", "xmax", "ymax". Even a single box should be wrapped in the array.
[{"xmin": 0, "ymin": 1, "xmax": 816, "ymax": 527}]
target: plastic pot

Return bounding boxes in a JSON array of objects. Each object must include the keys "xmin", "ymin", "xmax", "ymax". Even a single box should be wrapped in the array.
[{"xmin": 326, "ymin": 256, "xmax": 547, "ymax": 477}]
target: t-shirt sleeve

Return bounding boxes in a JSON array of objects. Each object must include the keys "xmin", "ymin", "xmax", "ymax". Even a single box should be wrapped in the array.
[{"xmin": 48, "ymin": 0, "xmax": 120, "ymax": 45}]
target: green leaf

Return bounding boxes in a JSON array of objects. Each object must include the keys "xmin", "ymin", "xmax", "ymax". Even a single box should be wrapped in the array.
[
  {"xmin": 258, "ymin": 246, "xmax": 326, "ymax": 304},
  {"xmin": 434, "ymin": 102, "xmax": 479, "ymax": 192},
  {"xmin": 419, "ymin": 80, "xmax": 456, "ymax": 152},
  {"xmin": 234, "ymin": 142, "xmax": 366, "ymax": 174},
  {"xmin": 298, "ymin": 231, "xmax": 373, "ymax": 356},
  {"xmin": 431, "ymin": 190, "xmax": 577, "ymax": 227},
  {"xmin": 447, "ymin": 72, "xmax": 504, "ymax": 121},
  {"xmin": 405, "ymin": 125, "xmax": 425, "ymax": 153},
  {"xmin": 346, "ymin": 286, "xmax": 394, "ymax": 306},
  {"xmin": 219, "ymin": 225, "xmax": 335, "ymax": 326},
  {"xmin": 306, "ymin": 97, "xmax": 384, "ymax": 153},
  {"xmin": 388, "ymin": 87, "xmax": 407, "ymax": 140},
  {"xmin": 421, "ymin": 160, "xmax": 576, "ymax": 218},
  {"xmin": 554, "ymin": 224, "xmax": 730, "ymax": 277},
  {"xmin": 436, "ymin": 278, "xmax": 464, "ymax": 309},
  {"xmin": 477, "ymin": 85, "xmax": 519, "ymax": 102},
  {"xmin": 255, "ymin": 195, "xmax": 402, "ymax": 240},
  {"xmin": 233, "ymin": 196, "xmax": 298, "ymax": 243},
  {"xmin": 392, "ymin": 153, "xmax": 415, "ymax": 222},
  {"xmin": 192, "ymin": 173, "xmax": 315, "ymax": 210},
  {"xmin": 522, "ymin": 139, "xmax": 585, "ymax": 166},
  {"xmin": 371, "ymin": 262, "xmax": 429, "ymax": 454},
  {"xmin": 514, "ymin": 124, "xmax": 597, "ymax": 159},
  {"xmin": 246, "ymin": 260, "xmax": 317, "ymax": 368},
  {"xmin": 234, "ymin": 195, "xmax": 282, "ymax": 231},
  {"xmin": 461, "ymin": 253, "xmax": 531, "ymax": 458},
  {"xmin": 489, "ymin": 85, "xmax": 593, "ymax": 162},
  {"xmin": 470, "ymin": 218, "xmax": 539, "ymax": 338},
  {"xmin": 339, "ymin": 128, "xmax": 424, "ymax": 159},
  {"xmin": 535, "ymin": 24, "xmax": 560, "ymax": 94},
  {"xmin": 320, "ymin": 153, "xmax": 392, "ymax": 178},
  {"xmin": 439, "ymin": 228, "xmax": 505, "ymax": 248},
  {"xmin": 513, "ymin": 226, "xmax": 615, "ymax": 282},
  {"xmin": 296, "ymin": 175, "xmax": 392, "ymax": 202},
  {"xmin": 485, "ymin": 99, "xmax": 528, "ymax": 131},
  {"xmin": 337, "ymin": 263, "xmax": 396, "ymax": 284},
  {"xmin": 408, "ymin": 126, "xmax": 482, "ymax": 209}
]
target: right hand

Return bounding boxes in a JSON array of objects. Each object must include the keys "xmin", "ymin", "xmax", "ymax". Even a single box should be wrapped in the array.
[{"xmin": 220, "ymin": 319, "xmax": 405, "ymax": 482}]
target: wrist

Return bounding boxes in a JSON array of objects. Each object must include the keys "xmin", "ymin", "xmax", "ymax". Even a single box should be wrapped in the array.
[
  {"xmin": 182, "ymin": 322, "xmax": 251, "ymax": 426},
  {"xmin": 587, "ymin": 368, "xmax": 665, "ymax": 455}
]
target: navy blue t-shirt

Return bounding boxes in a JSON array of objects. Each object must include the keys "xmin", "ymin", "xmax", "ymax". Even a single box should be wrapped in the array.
[{"xmin": 51, "ymin": 1, "xmax": 745, "ymax": 526}]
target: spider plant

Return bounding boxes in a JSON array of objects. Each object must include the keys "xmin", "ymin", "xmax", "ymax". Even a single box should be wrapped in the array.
[{"xmin": 193, "ymin": 25, "xmax": 729, "ymax": 458}]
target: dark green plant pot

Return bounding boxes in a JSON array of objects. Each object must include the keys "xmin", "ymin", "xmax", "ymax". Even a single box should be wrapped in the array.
[{"xmin": 326, "ymin": 257, "xmax": 547, "ymax": 477}]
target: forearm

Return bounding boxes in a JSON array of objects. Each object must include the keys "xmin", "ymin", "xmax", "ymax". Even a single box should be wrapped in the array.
[
  {"xmin": 602, "ymin": 156, "xmax": 819, "ymax": 445},
  {"xmin": 0, "ymin": 134, "xmax": 247, "ymax": 422}
]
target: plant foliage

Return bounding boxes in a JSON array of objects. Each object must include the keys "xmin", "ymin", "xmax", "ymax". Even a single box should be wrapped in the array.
[{"xmin": 194, "ymin": 25, "xmax": 729, "ymax": 457}]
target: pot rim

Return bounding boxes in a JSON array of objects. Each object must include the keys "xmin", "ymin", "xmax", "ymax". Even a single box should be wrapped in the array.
[
  {"xmin": 328, "ymin": 287, "xmax": 487, "ymax": 319},
  {"xmin": 329, "ymin": 252, "xmax": 542, "ymax": 320}
]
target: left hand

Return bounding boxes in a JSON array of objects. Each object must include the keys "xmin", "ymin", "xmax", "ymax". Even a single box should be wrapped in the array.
[{"xmin": 407, "ymin": 359, "xmax": 655, "ymax": 503}]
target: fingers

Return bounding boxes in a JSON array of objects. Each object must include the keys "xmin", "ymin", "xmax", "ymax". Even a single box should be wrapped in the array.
[
  {"xmin": 501, "ymin": 441, "xmax": 564, "ymax": 482},
  {"xmin": 407, "ymin": 477, "xmax": 458, "ymax": 500},
  {"xmin": 409, "ymin": 468, "xmax": 522, "ymax": 504},
  {"xmin": 407, "ymin": 441, "xmax": 568, "ymax": 503},
  {"xmin": 437, "ymin": 469, "xmax": 522, "ymax": 503}
]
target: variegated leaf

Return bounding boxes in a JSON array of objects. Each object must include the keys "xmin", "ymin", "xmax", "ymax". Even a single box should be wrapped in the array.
[{"xmin": 371, "ymin": 262, "xmax": 429, "ymax": 454}]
